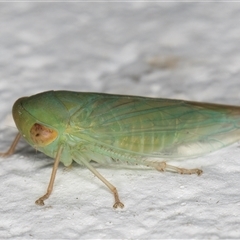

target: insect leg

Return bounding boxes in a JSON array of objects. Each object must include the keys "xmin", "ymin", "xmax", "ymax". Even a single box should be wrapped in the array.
[
  {"xmin": 35, "ymin": 145, "xmax": 63, "ymax": 206},
  {"xmin": 81, "ymin": 159, "xmax": 124, "ymax": 209},
  {"xmin": 147, "ymin": 161, "xmax": 203, "ymax": 176},
  {"xmin": 0, "ymin": 132, "xmax": 21, "ymax": 157}
]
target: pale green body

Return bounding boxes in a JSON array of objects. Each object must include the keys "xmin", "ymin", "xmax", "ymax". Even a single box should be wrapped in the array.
[{"xmin": 12, "ymin": 91, "xmax": 240, "ymax": 167}]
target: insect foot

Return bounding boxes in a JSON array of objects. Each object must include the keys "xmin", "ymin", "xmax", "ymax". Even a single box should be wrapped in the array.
[
  {"xmin": 113, "ymin": 201, "xmax": 124, "ymax": 209},
  {"xmin": 0, "ymin": 152, "xmax": 11, "ymax": 157},
  {"xmin": 175, "ymin": 167, "xmax": 203, "ymax": 175},
  {"xmin": 112, "ymin": 187, "xmax": 124, "ymax": 208},
  {"xmin": 154, "ymin": 162, "xmax": 203, "ymax": 175},
  {"xmin": 35, "ymin": 198, "xmax": 45, "ymax": 206},
  {"xmin": 0, "ymin": 133, "xmax": 21, "ymax": 157}
]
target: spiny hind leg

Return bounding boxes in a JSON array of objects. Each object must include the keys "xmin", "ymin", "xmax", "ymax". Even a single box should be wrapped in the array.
[{"xmin": 148, "ymin": 161, "xmax": 202, "ymax": 176}]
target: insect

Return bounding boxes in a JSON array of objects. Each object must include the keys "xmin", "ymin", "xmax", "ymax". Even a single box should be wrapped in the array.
[{"xmin": 1, "ymin": 90, "xmax": 240, "ymax": 208}]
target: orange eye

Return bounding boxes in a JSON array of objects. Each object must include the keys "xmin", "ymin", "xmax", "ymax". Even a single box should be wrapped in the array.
[{"xmin": 30, "ymin": 123, "xmax": 58, "ymax": 146}]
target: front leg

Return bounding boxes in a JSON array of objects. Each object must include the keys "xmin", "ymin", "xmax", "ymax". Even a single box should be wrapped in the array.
[{"xmin": 0, "ymin": 133, "xmax": 21, "ymax": 157}]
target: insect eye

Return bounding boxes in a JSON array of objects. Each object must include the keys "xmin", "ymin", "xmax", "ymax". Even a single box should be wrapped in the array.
[{"xmin": 30, "ymin": 123, "xmax": 58, "ymax": 146}]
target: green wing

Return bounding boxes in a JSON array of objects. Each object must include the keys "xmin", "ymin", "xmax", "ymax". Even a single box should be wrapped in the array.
[{"xmin": 56, "ymin": 91, "xmax": 240, "ymax": 160}]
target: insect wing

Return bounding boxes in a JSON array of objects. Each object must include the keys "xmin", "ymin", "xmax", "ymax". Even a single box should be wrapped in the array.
[{"xmin": 60, "ymin": 92, "xmax": 240, "ymax": 160}]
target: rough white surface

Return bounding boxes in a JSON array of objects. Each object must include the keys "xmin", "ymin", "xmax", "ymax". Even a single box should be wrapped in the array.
[{"xmin": 1, "ymin": 3, "xmax": 240, "ymax": 239}]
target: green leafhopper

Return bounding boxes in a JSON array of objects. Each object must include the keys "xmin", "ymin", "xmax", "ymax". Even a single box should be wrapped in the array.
[{"xmin": 1, "ymin": 90, "xmax": 240, "ymax": 208}]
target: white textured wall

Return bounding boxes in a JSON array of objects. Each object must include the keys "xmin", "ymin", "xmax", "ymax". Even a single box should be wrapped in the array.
[{"xmin": 1, "ymin": 3, "xmax": 240, "ymax": 239}]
